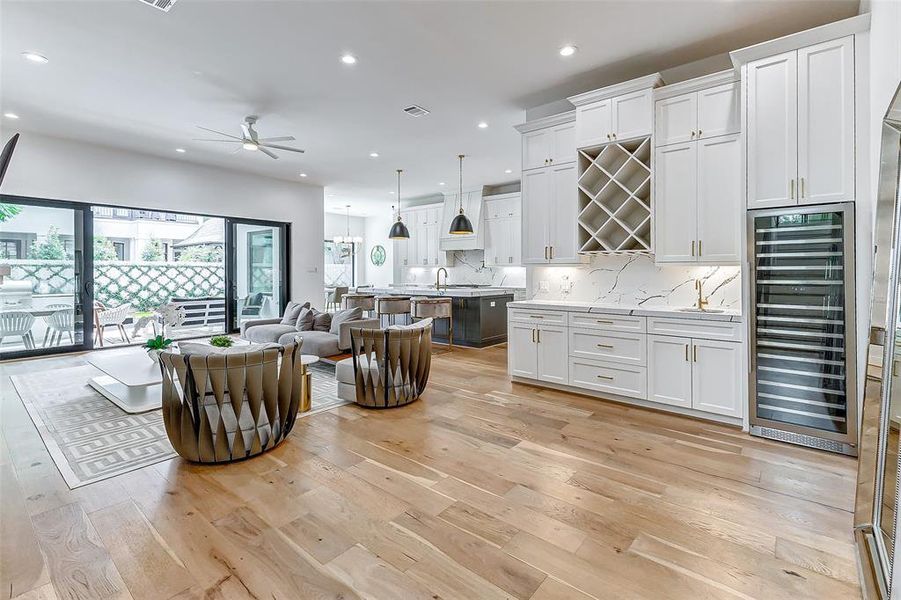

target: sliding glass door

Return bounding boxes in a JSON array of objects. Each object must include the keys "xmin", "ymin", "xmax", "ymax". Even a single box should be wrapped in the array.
[
  {"xmin": 0, "ymin": 196, "xmax": 92, "ymax": 359},
  {"xmin": 226, "ymin": 218, "xmax": 288, "ymax": 331}
]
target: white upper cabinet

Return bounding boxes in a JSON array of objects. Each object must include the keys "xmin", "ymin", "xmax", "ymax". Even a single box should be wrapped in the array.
[
  {"xmin": 551, "ymin": 122, "xmax": 577, "ymax": 166},
  {"xmin": 696, "ymin": 133, "xmax": 742, "ymax": 264},
  {"xmin": 797, "ymin": 36, "xmax": 855, "ymax": 205},
  {"xmin": 696, "ymin": 82, "xmax": 740, "ymax": 140},
  {"xmin": 484, "ymin": 194, "xmax": 522, "ymax": 267},
  {"xmin": 612, "ymin": 88, "xmax": 654, "ymax": 141},
  {"xmin": 522, "ymin": 121, "xmax": 577, "ymax": 171},
  {"xmin": 547, "ymin": 163, "xmax": 579, "ymax": 264},
  {"xmin": 522, "ymin": 129, "xmax": 551, "ymax": 171},
  {"xmin": 747, "ymin": 51, "xmax": 798, "ymax": 208},
  {"xmin": 746, "ymin": 35, "xmax": 855, "ymax": 209},
  {"xmin": 521, "ymin": 169, "xmax": 550, "ymax": 264},
  {"xmin": 575, "ymin": 99, "xmax": 613, "ymax": 148},
  {"xmin": 654, "ymin": 143, "xmax": 698, "ymax": 263},
  {"xmin": 655, "ymin": 93, "xmax": 697, "ymax": 147}
]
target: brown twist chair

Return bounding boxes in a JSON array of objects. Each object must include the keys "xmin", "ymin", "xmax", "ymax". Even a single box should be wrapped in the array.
[
  {"xmin": 158, "ymin": 341, "xmax": 304, "ymax": 463},
  {"xmin": 339, "ymin": 319, "xmax": 432, "ymax": 408}
]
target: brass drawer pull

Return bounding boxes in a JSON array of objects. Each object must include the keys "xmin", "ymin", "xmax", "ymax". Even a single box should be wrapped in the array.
[
  {"xmin": 530, "ymin": 315, "xmax": 545, "ymax": 319},
  {"xmin": 698, "ymin": 240, "xmax": 702, "ymax": 257},
  {"xmin": 691, "ymin": 240, "xmax": 695, "ymax": 257},
  {"xmin": 693, "ymin": 345, "xmax": 698, "ymax": 362},
  {"xmin": 685, "ymin": 344, "xmax": 689, "ymax": 361},
  {"xmin": 595, "ymin": 319, "xmax": 614, "ymax": 324},
  {"xmin": 537, "ymin": 329, "xmax": 541, "ymax": 343},
  {"xmin": 596, "ymin": 374, "xmax": 614, "ymax": 380},
  {"xmin": 596, "ymin": 343, "xmax": 614, "ymax": 349}
]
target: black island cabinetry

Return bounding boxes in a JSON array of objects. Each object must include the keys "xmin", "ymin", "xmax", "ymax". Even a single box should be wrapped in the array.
[{"xmin": 430, "ymin": 293, "xmax": 513, "ymax": 348}]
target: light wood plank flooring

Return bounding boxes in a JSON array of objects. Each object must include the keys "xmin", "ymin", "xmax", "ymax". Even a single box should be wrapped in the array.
[{"xmin": 1, "ymin": 345, "xmax": 860, "ymax": 599}]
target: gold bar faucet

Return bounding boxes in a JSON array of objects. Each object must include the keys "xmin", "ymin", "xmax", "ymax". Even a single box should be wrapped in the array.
[
  {"xmin": 436, "ymin": 267, "xmax": 448, "ymax": 293},
  {"xmin": 695, "ymin": 279, "xmax": 709, "ymax": 311}
]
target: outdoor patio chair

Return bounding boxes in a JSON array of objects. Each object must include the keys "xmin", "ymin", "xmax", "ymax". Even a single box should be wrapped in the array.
[
  {"xmin": 0, "ymin": 310, "xmax": 36, "ymax": 350},
  {"xmin": 93, "ymin": 302, "xmax": 132, "ymax": 347},
  {"xmin": 44, "ymin": 308, "xmax": 74, "ymax": 347},
  {"xmin": 41, "ymin": 303, "xmax": 72, "ymax": 346}
]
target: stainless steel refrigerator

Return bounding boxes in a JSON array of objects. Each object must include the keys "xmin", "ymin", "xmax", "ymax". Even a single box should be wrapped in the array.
[{"xmin": 748, "ymin": 203, "xmax": 857, "ymax": 456}]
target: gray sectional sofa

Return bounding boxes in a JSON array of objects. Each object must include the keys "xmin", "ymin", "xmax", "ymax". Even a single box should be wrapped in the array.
[{"xmin": 240, "ymin": 301, "xmax": 379, "ymax": 357}]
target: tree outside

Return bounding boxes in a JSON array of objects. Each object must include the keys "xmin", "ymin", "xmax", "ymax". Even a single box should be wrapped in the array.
[{"xmin": 29, "ymin": 226, "xmax": 69, "ymax": 260}]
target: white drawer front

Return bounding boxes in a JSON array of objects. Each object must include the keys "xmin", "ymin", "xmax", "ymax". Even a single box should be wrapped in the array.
[
  {"xmin": 509, "ymin": 309, "xmax": 567, "ymax": 326},
  {"xmin": 569, "ymin": 357, "xmax": 647, "ymax": 400},
  {"xmin": 569, "ymin": 329, "xmax": 646, "ymax": 366},
  {"xmin": 568, "ymin": 312, "xmax": 646, "ymax": 333},
  {"xmin": 646, "ymin": 317, "xmax": 742, "ymax": 342}
]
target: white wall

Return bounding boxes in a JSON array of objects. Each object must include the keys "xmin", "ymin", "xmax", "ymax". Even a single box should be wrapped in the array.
[{"xmin": 0, "ymin": 130, "xmax": 325, "ymax": 307}]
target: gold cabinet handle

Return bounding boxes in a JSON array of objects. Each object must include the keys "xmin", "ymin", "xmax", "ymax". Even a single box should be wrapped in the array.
[
  {"xmin": 606, "ymin": 133, "xmax": 611, "ymax": 140},
  {"xmin": 690, "ymin": 130, "xmax": 695, "ymax": 138},
  {"xmin": 693, "ymin": 345, "xmax": 698, "ymax": 362},
  {"xmin": 529, "ymin": 315, "xmax": 545, "ymax": 319},
  {"xmin": 549, "ymin": 158, "xmax": 553, "ymax": 164},
  {"xmin": 697, "ymin": 240, "xmax": 702, "ymax": 257},
  {"xmin": 893, "ymin": 360, "xmax": 899, "ymax": 378},
  {"xmin": 685, "ymin": 344, "xmax": 689, "ymax": 361},
  {"xmin": 595, "ymin": 319, "xmax": 614, "ymax": 324},
  {"xmin": 697, "ymin": 129, "xmax": 702, "ymax": 137},
  {"xmin": 800, "ymin": 177, "xmax": 805, "ymax": 198},
  {"xmin": 790, "ymin": 179, "xmax": 795, "ymax": 199},
  {"xmin": 550, "ymin": 246, "xmax": 554, "ymax": 260},
  {"xmin": 596, "ymin": 374, "xmax": 614, "ymax": 380},
  {"xmin": 691, "ymin": 240, "xmax": 695, "ymax": 256},
  {"xmin": 596, "ymin": 343, "xmax": 613, "ymax": 349},
  {"xmin": 531, "ymin": 328, "xmax": 535, "ymax": 343},
  {"xmin": 537, "ymin": 329, "xmax": 541, "ymax": 343}
]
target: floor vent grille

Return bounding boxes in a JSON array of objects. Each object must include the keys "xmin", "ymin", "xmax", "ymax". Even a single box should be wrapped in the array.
[{"xmin": 751, "ymin": 425, "xmax": 856, "ymax": 456}]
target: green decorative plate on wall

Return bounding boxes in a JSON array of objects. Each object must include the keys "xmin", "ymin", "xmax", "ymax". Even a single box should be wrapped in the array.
[{"xmin": 370, "ymin": 244, "xmax": 386, "ymax": 266}]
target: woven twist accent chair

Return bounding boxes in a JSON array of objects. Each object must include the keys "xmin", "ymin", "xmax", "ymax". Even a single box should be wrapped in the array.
[
  {"xmin": 340, "ymin": 319, "xmax": 432, "ymax": 408},
  {"xmin": 158, "ymin": 342, "xmax": 304, "ymax": 463}
]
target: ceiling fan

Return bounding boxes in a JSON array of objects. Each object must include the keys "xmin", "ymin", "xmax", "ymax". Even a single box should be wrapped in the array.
[{"xmin": 193, "ymin": 115, "xmax": 305, "ymax": 159}]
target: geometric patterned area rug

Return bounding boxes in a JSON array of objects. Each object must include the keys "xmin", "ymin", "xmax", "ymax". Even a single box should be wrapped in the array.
[{"xmin": 10, "ymin": 361, "xmax": 347, "ymax": 489}]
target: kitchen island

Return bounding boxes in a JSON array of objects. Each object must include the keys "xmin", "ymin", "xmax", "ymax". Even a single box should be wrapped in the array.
[{"xmin": 368, "ymin": 286, "xmax": 517, "ymax": 347}]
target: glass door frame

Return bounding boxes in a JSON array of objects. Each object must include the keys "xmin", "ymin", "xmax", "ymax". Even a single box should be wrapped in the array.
[
  {"xmin": 0, "ymin": 194, "xmax": 94, "ymax": 360},
  {"xmin": 224, "ymin": 217, "xmax": 290, "ymax": 333}
]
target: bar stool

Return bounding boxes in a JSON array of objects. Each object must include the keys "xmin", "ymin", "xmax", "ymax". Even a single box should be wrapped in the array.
[
  {"xmin": 411, "ymin": 296, "xmax": 453, "ymax": 349},
  {"xmin": 342, "ymin": 293, "xmax": 376, "ymax": 317},
  {"xmin": 375, "ymin": 295, "xmax": 411, "ymax": 326}
]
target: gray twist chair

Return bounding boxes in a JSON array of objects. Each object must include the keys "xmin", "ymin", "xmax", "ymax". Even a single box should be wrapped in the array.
[
  {"xmin": 0, "ymin": 311, "xmax": 36, "ymax": 350},
  {"xmin": 158, "ymin": 341, "xmax": 304, "ymax": 463},
  {"xmin": 44, "ymin": 308, "xmax": 74, "ymax": 347},
  {"xmin": 326, "ymin": 286, "xmax": 348, "ymax": 311},
  {"xmin": 341, "ymin": 319, "xmax": 432, "ymax": 408}
]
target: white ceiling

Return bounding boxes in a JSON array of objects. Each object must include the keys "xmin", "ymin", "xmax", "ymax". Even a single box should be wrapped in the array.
[{"xmin": 1, "ymin": 0, "xmax": 858, "ymax": 216}]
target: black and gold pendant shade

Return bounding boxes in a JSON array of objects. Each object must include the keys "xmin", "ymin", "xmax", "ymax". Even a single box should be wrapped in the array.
[
  {"xmin": 448, "ymin": 153, "xmax": 473, "ymax": 235},
  {"xmin": 388, "ymin": 168, "xmax": 410, "ymax": 240}
]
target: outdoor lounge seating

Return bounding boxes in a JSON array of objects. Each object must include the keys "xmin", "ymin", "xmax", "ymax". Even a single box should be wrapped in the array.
[
  {"xmin": 93, "ymin": 302, "xmax": 132, "ymax": 347},
  {"xmin": 0, "ymin": 311, "xmax": 36, "ymax": 350}
]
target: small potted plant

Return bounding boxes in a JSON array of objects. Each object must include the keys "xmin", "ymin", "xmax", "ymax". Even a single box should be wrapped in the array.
[
  {"xmin": 209, "ymin": 335, "xmax": 234, "ymax": 348},
  {"xmin": 144, "ymin": 335, "xmax": 173, "ymax": 364}
]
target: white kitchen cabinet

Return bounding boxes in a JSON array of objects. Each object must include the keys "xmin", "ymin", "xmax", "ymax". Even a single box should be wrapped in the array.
[
  {"xmin": 536, "ymin": 325, "xmax": 568, "ymax": 384},
  {"xmin": 746, "ymin": 35, "xmax": 855, "ymax": 209},
  {"xmin": 416, "ymin": 211, "xmax": 429, "ymax": 266},
  {"xmin": 612, "ymin": 88, "xmax": 653, "ymax": 141},
  {"xmin": 573, "ymin": 83, "xmax": 658, "ymax": 147},
  {"xmin": 521, "ymin": 163, "xmax": 579, "ymax": 264},
  {"xmin": 654, "ymin": 142, "xmax": 698, "ymax": 263},
  {"xmin": 691, "ymin": 338, "xmax": 742, "ymax": 417},
  {"xmin": 522, "ymin": 122, "xmax": 577, "ymax": 171},
  {"xmin": 394, "ymin": 205, "xmax": 449, "ymax": 269},
  {"xmin": 656, "ymin": 81, "xmax": 739, "ymax": 147},
  {"xmin": 697, "ymin": 82, "xmax": 740, "ymax": 140},
  {"xmin": 797, "ymin": 36, "xmax": 855, "ymax": 205},
  {"xmin": 509, "ymin": 322, "xmax": 538, "ymax": 379},
  {"xmin": 655, "ymin": 93, "xmax": 697, "ymax": 147},
  {"xmin": 647, "ymin": 335, "xmax": 693, "ymax": 409},
  {"xmin": 484, "ymin": 218, "xmax": 504, "ymax": 266},
  {"xmin": 484, "ymin": 196, "xmax": 522, "ymax": 267},
  {"xmin": 575, "ymin": 99, "xmax": 613, "ymax": 148},
  {"xmin": 696, "ymin": 133, "xmax": 742, "ymax": 263}
]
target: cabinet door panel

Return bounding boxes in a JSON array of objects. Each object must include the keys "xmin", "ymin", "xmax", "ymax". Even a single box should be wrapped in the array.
[
  {"xmin": 798, "ymin": 36, "xmax": 854, "ymax": 205},
  {"xmin": 509, "ymin": 216, "xmax": 522, "ymax": 265},
  {"xmin": 521, "ymin": 169, "xmax": 549, "ymax": 264},
  {"xmin": 613, "ymin": 89, "xmax": 653, "ymax": 140},
  {"xmin": 523, "ymin": 129, "xmax": 551, "ymax": 171},
  {"xmin": 426, "ymin": 223, "xmax": 439, "ymax": 266},
  {"xmin": 654, "ymin": 143, "xmax": 698, "ymax": 263},
  {"xmin": 747, "ymin": 51, "xmax": 798, "ymax": 209},
  {"xmin": 416, "ymin": 217, "xmax": 429, "ymax": 266},
  {"xmin": 551, "ymin": 123, "xmax": 577, "ymax": 165},
  {"xmin": 648, "ymin": 335, "xmax": 693, "ymax": 408},
  {"xmin": 697, "ymin": 133, "xmax": 742, "ymax": 264},
  {"xmin": 691, "ymin": 339, "xmax": 742, "ymax": 417},
  {"xmin": 484, "ymin": 218, "xmax": 501, "ymax": 266},
  {"xmin": 548, "ymin": 163, "xmax": 579, "ymax": 263},
  {"xmin": 576, "ymin": 99, "xmax": 613, "ymax": 148},
  {"xmin": 697, "ymin": 82, "xmax": 740, "ymax": 139},
  {"xmin": 655, "ymin": 93, "xmax": 697, "ymax": 146},
  {"xmin": 509, "ymin": 323, "xmax": 538, "ymax": 378},
  {"xmin": 537, "ymin": 325, "xmax": 568, "ymax": 384}
]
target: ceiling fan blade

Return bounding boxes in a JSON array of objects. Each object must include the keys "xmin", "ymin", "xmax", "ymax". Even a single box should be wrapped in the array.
[
  {"xmin": 257, "ymin": 136, "xmax": 295, "ymax": 143},
  {"xmin": 196, "ymin": 125, "xmax": 242, "ymax": 140},
  {"xmin": 192, "ymin": 138, "xmax": 241, "ymax": 143},
  {"xmin": 260, "ymin": 143, "xmax": 305, "ymax": 153},
  {"xmin": 258, "ymin": 146, "xmax": 279, "ymax": 160}
]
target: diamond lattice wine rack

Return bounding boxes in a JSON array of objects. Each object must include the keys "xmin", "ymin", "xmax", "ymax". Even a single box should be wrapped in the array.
[{"xmin": 577, "ymin": 136, "xmax": 652, "ymax": 253}]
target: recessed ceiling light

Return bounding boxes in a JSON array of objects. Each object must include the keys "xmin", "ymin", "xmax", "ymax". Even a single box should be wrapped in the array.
[
  {"xmin": 299, "ymin": 173, "xmax": 307, "ymax": 177},
  {"xmin": 559, "ymin": 45, "xmax": 577, "ymax": 57},
  {"xmin": 477, "ymin": 121, "xmax": 488, "ymax": 129},
  {"xmin": 369, "ymin": 152, "xmax": 379, "ymax": 158},
  {"xmin": 341, "ymin": 54, "xmax": 357, "ymax": 65},
  {"xmin": 3, "ymin": 112, "xmax": 19, "ymax": 120},
  {"xmin": 438, "ymin": 182, "xmax": 445, "ymax": 186},
  {"xmin": 175, "ymin": 148, "xmax": 186, "ymax": 153},
  {"xmin": 505, "ymin": 169, "xmax": 512, "ymax": 174},
  {"xmin": 243, "ymin": 142, "xmax": 258, "ymax": 151},
  {"xmin": 389, "ymin": 191, "xmax": 395, "ymax": 195},
  {"xmin": 22, "ymin": 51, "xmax": 49, "ymax": 64}
]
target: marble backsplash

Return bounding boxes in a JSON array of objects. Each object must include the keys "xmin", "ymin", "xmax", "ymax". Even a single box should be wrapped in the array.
[
  {"xmin": 527, "ymin": 254, "xmax": 741, "ymax": 309},
  {"xmin": 399, "ymin": 250, "xmax": 527, "ymax": 288}
]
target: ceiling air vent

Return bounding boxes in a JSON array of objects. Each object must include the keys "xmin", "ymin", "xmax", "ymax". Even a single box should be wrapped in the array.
[
  {"xmin": 137, "ymin": 0, "xmax": 179, "ymax": 12},
  {"xmin": 403, "ymin": 105, "xmax": 430, "ymax": 117}
]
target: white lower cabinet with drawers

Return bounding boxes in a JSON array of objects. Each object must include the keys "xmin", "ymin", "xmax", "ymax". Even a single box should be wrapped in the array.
[{"xmin": 508, "ymin": 307, "xmax": 744, "ymax": 423}]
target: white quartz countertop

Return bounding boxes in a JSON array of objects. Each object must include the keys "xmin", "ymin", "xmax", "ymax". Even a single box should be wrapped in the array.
[
  {"xmin": 368, "ymin": 286, "xmax": 518, "ymax": 298},
  {"xmin": 508, "ymin": 299, "xmax": 742, "ymax": 322}
]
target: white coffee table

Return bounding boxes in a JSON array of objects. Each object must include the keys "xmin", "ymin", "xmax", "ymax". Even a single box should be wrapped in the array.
[{"xmin": 87, "ymin": 348, "xmax": 162, "ymax": 414}]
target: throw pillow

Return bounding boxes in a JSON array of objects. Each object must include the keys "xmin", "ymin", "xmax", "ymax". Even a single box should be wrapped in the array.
[
  {"xmin": 329, "ymin": 306, "xmax": 363, "ymax": 335},
  {"xmin": 311, "ymin": 309, "xmax": 332, "ymax": 332},
  {"xmin": 295, "ymin": 307, "xmax": 314, "ymax": 331},
  {"xmin": 280, "ymin": 301, "xmax": 310, "ymax": 326},
  {"xmin": 387, "ymin": 317, "xmax": 433, "ymax": 331}
]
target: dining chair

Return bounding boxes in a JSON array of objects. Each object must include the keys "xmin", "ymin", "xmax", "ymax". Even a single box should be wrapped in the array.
[
  {"xmin": 44, "ymin": 308, "xmax": 74, "ymax": 347},
  {"xmin": 326, "ymin": 286, "xmax": 348, "ymax": 311}
]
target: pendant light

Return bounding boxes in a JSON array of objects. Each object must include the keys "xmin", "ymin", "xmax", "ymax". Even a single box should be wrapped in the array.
[
  {"xmin": 333, "ymin": 205, "xmax": 363, "ymax": 249},
  {"xmin": 388, "ymin": 168, "xmax": 410, "ymax": 239},
  {"xmin": 449, "ymin": 153, "xmax": 473, "ymax": 235}
]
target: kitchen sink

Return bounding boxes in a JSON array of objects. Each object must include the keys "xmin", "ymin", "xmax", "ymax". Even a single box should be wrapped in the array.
[{"xmin": 676, "ymin": 307, "xmax": 725, "ymax": 313}]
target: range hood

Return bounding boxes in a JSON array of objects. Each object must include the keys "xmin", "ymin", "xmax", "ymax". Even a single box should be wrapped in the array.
[{"xmin": 439, "ymin": 186, "xmax": 484, "ymax": 251}]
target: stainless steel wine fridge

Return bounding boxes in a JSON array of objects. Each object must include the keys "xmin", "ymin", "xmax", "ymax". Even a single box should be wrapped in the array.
[{"xmin": 748, "ymin": 203, "xmax": 857, "ymax": 456}]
